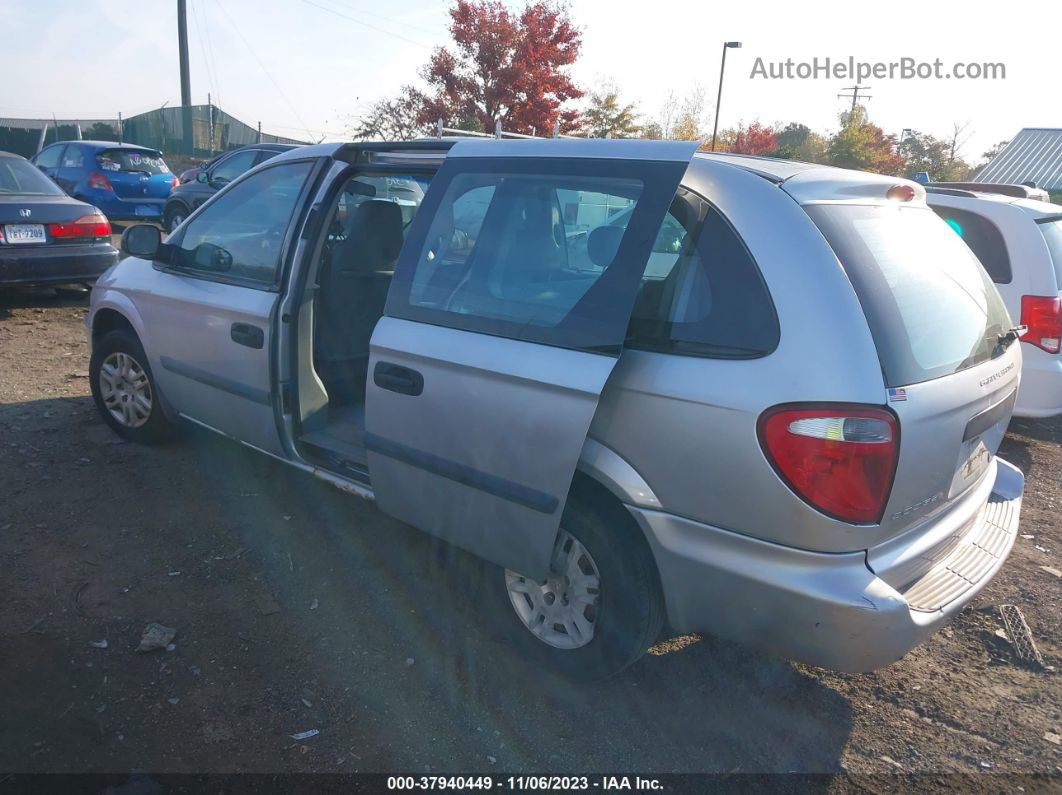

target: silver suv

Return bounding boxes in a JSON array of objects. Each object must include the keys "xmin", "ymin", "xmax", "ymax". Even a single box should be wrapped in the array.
[{"xmin": 88, "ymin": 140, "xmax": 1025, "ymax": 679}]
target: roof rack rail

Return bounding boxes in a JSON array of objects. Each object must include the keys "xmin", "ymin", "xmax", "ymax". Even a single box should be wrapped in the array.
[
  {"xmin": 432, "ymin": 119, "xmax": 586, "ymax": 141},
  {"xmin": 925, "ymin": 181, "xmax": 1051, "ymax": 201}
]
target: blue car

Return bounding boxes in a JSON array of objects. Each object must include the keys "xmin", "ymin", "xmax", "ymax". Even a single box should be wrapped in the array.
[{"xmin": 31, "ymin": 141, "xmax": 177, "ymax": 222}]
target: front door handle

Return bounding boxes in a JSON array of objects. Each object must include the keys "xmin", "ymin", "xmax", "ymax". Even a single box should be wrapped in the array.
[
  {"xmin": 231, "ymin": 322, "xmax": 264, "ymax": 349},
  {"xmin": 374, "ymin": 361, "xmax": 424, "ymax": 396}
]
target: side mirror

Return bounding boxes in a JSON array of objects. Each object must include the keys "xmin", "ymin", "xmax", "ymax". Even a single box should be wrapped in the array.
[
  {"xmin": 121, "ymin": 224, "xmax": 161, "ymax": 259},
  {"xmin": 196, "ymin": 171, "xmax": 208, "ymax": 184}
]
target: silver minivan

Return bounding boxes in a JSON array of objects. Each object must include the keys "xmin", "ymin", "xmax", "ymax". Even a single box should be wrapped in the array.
[{"xmin": 88, "ymin": 140, "xmax": 1025, "ymax": 679}]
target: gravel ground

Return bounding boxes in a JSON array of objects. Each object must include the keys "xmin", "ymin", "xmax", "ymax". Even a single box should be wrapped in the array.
[{"xmin": 0, "ymin": 289, "xmax": 1060, "ymax": 789}]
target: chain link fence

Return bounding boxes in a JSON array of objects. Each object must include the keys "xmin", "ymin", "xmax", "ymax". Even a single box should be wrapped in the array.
[{"xmin": 0, "ymin": 105, "xmax": 306, "ymax": 159}]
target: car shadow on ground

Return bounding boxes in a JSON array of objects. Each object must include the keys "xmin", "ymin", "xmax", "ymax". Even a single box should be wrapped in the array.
[
  {"xmin": 1007, "ymin": 415, "xmax": 1062, "ymax": 446},
  {"xmin": 0, "ymin": 285, "xmax": 90, "ymax": 320},
  {"xmin": 0, "ymin": 398, "xmax": 853, "ymax": 774}
]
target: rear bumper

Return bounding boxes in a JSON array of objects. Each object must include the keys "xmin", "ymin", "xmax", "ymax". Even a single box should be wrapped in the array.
[
  {"xmin": 0, "ymin": 243, "xmax": 118, "ymax": 285},
  {"xmin": 630, "ymin": 458, "xmax": 1023, "ymax": 672},
  {"xmin": 1013, "ymin": 349, "xmax": 1062, "ymax": 418}
]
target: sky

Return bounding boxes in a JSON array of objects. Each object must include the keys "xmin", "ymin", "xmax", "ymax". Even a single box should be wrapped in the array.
[{"xmin": 2, "ymin": 0, "xmax": 1059, "ymax": 165}]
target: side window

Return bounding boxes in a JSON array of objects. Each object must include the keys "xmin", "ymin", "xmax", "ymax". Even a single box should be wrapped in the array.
[
  {"xmin": 931, "ymin": 205, "xmax": 1011, "ymax": 283},
  {"xmin": 34, "ymin": 145, "xmax": 64, "ymax": 170},
  {"xmin": 61, "ymin": 146, "xmax": 84, "ymax": 168},
  {"xmin": 170, "ymin": 160, "xmax": 314, "ymax": 286},
  {"xmin": 407, "ymin": 173, "xmax": 644, "ymax": 329},
  {"xmin": 628, "ymin": 199, "xmax": 779, "ymax": 358},
  {"xmin": 210, "ymin": 150, "xmax": 258, "ymax": 186}
]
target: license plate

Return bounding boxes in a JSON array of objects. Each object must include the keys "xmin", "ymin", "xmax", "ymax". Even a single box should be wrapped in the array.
[
  {"xmin": 4, "ymin": 224, "xmax": 46, "ymax": 243},
  {"xmin": 135, "ymin": 205, "xmax": 157, "ymax": 216},
  {"xmin": 953, "ymin": 436, "xmax": 991, "ymax": 494}
]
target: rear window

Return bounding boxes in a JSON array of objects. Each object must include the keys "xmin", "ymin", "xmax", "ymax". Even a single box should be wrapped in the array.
[
  {"xmin": 97, "ymin": 149, "xmax": 170, "ymax": 175},
  {"xmin": 1036, "ymin": 217, "xmax": 1062, "ymax": 288},
  {"xmin": 930, "ymin": 205, "xmax": 1011, "ymax": 283},
  {"xmin": 0, "ymin": 157, "xmax": 64, "ymax": 196},
  {"xmin": 806, "ymin": 204, "xmax": 1011, "ymax": 387}
]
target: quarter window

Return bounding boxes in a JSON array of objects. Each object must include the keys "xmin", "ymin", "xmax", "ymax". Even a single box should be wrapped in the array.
[
  {"xmin": 169, "ymin": 160, "xmax": 313, "ymax": 286},
  {"xmin": 930, "ymin": 205, "xmax": 1011, "ymax": 283},
  {"xmin": 627, "ymin": 195, "xmax": 779, "ymax": 358}
]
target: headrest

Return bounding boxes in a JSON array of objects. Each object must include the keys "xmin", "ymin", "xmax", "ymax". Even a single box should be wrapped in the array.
[
  {"xmin": 587, "ymin": 224, "xmax": 625, "ymax": 269},
  {"xmin": 349, "ymin": 200, "xmax": 404, "ymax": 260}
]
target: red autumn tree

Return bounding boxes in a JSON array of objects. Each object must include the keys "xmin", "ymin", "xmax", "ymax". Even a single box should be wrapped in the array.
[
  {"xmin": 729, "ymin": 122, "xmax": 778, "ymax": 155},
  {"xmin": 416, "ymin": 0, "xmax": 583, "ymax": 135}
]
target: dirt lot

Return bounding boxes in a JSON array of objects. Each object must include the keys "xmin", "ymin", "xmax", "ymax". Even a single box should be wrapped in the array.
[{"xmin": 1, "ymin": 289, "xmax": 1060, "ymax": 788}]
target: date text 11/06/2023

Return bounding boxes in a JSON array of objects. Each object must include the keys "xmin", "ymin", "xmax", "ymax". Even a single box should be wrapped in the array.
[{"xmin": 386, "ymin": 776, "xmax": 664, "ymax": 791}]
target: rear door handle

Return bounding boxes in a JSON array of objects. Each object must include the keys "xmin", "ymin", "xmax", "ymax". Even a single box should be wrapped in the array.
[
  {"xmin": 231, "ymin": 323, "xmax": 264, "ymax": 349},
  {"xmin": 374, "ymin": 361, "xmax": 424, "ymax": 396}
]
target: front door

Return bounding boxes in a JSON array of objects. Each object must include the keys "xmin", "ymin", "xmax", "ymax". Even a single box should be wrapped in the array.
[
  {"xmin": 365, "ymin": 141, "xmax": 697, "ymax": 577},
  {"xmin": 141, "ymin": 156, "xmax": 321, "ymax": 455}
]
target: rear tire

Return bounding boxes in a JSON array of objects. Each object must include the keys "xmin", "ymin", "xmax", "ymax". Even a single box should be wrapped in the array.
[
  {"xmin": 486, "ymin": 495, "xmax": 665, "ymax": 681},
  {"xmin": 89, "ymin": 329, "xmax": 173, "ymax": 444}
]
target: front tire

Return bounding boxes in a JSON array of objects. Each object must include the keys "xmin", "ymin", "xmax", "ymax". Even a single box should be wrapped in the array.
[
  {"xmin": 164, "ymin": 205, "xmax": 187, "ymax": 233},
  {"xmin": 90, "ymin": 329, "xmax": 172, "ymax": 444},
  {"xmin": 488, "ymin": 495, "xmax": 665, "ymax": 681}
]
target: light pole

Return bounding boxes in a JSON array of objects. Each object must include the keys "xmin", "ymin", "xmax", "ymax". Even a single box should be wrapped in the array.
[{"xmin": 711, "ymin": 41, "xmax": 742, "ymax": 152}]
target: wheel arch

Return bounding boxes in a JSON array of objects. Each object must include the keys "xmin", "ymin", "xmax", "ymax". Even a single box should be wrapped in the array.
[
  {"xmin": 576, "ymin": 438, "xmax": 661, "ymax": 510},
  {"xmin": 91, "ymin": 307, "xmax": 137, "ymax": 341}
]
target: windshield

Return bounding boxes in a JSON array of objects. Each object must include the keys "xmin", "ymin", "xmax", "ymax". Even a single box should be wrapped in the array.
[
  {"xmin": 0, "ymin": 157, "xmax": 65, "ymax": 196},
  {"xmin": 1037, "ymin": 217, "xmax": 1062, "ymax": 289},
  {"xmin": 806, "ymin": 204, "xmax": 1012, "ymax": 387},
  {"xmin": 97, "ymin": 149, "xmax": 170, "ymax": 175}
]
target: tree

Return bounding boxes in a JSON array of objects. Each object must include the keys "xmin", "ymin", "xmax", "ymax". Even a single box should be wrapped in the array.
[
  {"xmin": 826, "ymin": 106, "xmax": 905, "ymax": 175},
  {"xmin": 773, "ymin": 122, "xmax": 828, "ymax": 163},
  {"xmin": 979, "ymin": 138, "xmax": 1010, "ymax": 164},
  {"xmin": 670, "ymin": 87, "xmax": 707, "ymax": 142},
  {"xmin": 581, "ymin": 85, "xmax": 640, "ymax": 138},
  {"xmin": 416, "ymin": 0, "xmax": 583, "ymax": 135},
  {"xmin": 728, "ymin": 121, "xmax": 777, "ymax": 155},
  {"xmin": 899, "ymin": 129, "xmax": 973, "ymax": 181},
  {"xmin": 348, "ymin": 87, "xmax": 425, "ymax": 141}
]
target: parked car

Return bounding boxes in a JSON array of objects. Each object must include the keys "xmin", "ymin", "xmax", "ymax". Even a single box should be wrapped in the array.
[
  {"xmin": 926, "ymin": 185, "xmax": 1062, "ymax": 418},
  {"xmin": 163, "ymin": 144, "xmax": 299, "ymax": 232},
  {"xmin": 87, "ymin": 141, "xmax": 1025, "ymax": 679},
  {"xmin": 32, "ymin": 141, "xmax": 176, "ymax": 223},
  {"xmin": 0, "ymin": 150, "xmax": 117, "ymax": 287}
]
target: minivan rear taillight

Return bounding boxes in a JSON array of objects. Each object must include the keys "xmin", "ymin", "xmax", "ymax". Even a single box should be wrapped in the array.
[
  {"xmin": 758, "ymin": 404, "xmax": 899, "ymax": 524},
  {"xmin": 1020, "ymin": 295, "xmax": 1062, "ymax": 354}
]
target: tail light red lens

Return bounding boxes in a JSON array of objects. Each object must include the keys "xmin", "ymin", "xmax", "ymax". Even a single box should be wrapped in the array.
[
  {"xmin": 171, "ymin": 175, "xmax": 179, "ymax": 189},
  {"xmin": 1020, "ymin": 295, "xmax": 1062, "ymax": 354},
  {"xmin": 87, "ymin": 171, "xmax": 112, "ymax": 191},
  {"xmin": 758, "ymin": 403, "xmax": 899, "ymax": 524},
  {"xmin": 49, "ymin": 213, "xmax": 111, "ymax": 240}
]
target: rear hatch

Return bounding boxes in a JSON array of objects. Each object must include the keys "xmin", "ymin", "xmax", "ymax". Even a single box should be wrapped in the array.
[
  {"xmin": 96, "ymin": 148, "xmax": 174, "ymax": 199},
  {"xmin": 803, "ymin": 199, "xmax": 1020, "ymax": 543}
]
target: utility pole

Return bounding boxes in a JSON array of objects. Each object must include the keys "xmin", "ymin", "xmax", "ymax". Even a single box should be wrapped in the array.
[
  {"xmin": 177, "ymin": 0, "xmax": 193, "ymax": 155},
  {"xmin": 837, "ymin": 85, "xmax": 872, "ymax": 117},
  {"xmin": 711, "ymin": 42, "xmax": 742, "ymax": 152},
  {"xmin": 207, "ymin": 92, "xmax": 214, "ymax": 154}
]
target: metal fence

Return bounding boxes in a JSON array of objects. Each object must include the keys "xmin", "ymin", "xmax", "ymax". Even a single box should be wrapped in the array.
[{"xmin": 0, "ymin": 105, "xmax": 307, "ymax": 159}]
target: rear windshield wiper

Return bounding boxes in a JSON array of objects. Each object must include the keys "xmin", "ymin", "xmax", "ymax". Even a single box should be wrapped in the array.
[{"xmin": 997, "ymin": 325, "xmax": 1027, "ymax": 348}]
